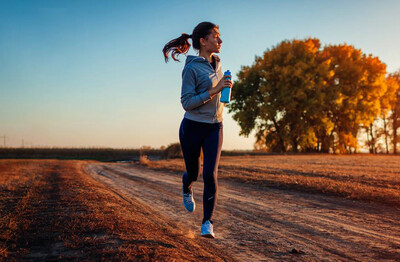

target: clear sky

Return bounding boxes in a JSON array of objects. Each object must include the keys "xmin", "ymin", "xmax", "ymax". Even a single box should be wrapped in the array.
[{"xmin": 1, "ymin": 0, "xmax": 399, "ymax": 149}]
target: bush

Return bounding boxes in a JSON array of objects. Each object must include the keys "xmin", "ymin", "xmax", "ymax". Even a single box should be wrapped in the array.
[
  {"xmin": 163, "ymin": 143, "xmax": 183, "ymax": 159},
  {"xmin": 139, "ymin": 155, "xmax": 150, "ymax": 166}
]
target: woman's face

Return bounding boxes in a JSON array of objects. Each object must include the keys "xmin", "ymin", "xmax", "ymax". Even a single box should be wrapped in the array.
[{"xmin": 201, "ymin": 27, "xmax": 222, "ymax": 53}]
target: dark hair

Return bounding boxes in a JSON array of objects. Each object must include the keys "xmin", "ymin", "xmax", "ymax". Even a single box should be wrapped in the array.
[{"xmin": 162, "ymin": 22, "xmax": 219, "ymax": 62}]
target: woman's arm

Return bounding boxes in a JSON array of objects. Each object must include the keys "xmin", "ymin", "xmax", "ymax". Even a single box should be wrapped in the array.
[
  {"xmin": 180, "ymin": 67, "xmax": 211, "ymax": 111},
  {"xmin": 180, "ymin": 67, "xmax": 233, "ymax": 111}
]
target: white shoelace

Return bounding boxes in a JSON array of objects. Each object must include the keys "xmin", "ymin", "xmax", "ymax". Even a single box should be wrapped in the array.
[{"xmin": 184, "ymin": 193, "xmax": 193, "ymax": 203}]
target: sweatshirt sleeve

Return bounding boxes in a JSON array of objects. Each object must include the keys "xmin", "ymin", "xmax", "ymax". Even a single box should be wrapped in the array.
[{"xmin": 180, "ymin": 66, "xmax": 211, "ymax": 111}]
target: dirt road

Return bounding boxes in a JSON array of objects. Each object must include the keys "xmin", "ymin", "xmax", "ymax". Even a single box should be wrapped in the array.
[{"xmin": 86, "ymin": 162, "xmax": 400, "ymax": 261}]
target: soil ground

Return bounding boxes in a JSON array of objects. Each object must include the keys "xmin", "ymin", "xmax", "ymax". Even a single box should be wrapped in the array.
[
  {"xmin": 87, "ymin": 160, "xmax": 400, "ymax": 261},
  {"xmin": 1, "ymin": 158, "xmax": 400, "ymax": 261},
  {"xmin": 0, "ymin": 160, "xmax": 235, "ymax": 261}
]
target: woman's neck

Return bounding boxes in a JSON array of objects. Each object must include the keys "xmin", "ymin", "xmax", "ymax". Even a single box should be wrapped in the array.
[{"xmin": 199, "ymin": 50, "xmax": 213, "ymax": 63}]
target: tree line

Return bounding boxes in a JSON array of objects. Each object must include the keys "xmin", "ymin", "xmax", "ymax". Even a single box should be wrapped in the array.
[{"xmin": 229, "ymin": 38, "xmax": 400, "ymax": 153}]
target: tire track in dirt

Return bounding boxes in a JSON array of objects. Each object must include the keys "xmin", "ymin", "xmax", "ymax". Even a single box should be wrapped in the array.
[{"xmin": 86, "ymin": 163, "xmax": 400, "ymax": 261}]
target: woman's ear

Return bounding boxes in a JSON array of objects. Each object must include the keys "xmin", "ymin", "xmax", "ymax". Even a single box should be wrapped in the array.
[{"xmin": 199, "ymin": 37, "xmax": 206, "ymax": 47}]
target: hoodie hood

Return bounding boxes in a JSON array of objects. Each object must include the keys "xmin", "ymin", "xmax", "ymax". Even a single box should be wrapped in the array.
[{"xmin": 185, "ymin": 54, "xmax": 221, "ymax": 67}]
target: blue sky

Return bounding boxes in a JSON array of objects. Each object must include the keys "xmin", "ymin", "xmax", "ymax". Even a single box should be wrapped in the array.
[{"xmin": 1, "ymin": 0, "xmax": 399, "ymax": 149}]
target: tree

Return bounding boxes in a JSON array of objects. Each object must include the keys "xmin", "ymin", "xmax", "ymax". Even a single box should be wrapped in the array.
[
  {"xmin": 321, "ymin": 44, "xmax": 387, "ymax": 153},
  {"xmin": 229, "ymin": 38, "xmax": 333, "ymax": 152},
  {"xmin": 387, "ymin": 72, "xmax": 400, "ymax": 153},
  {"xmin": 376, "ymin": 74, "xmax": 399, "ymax": 153},
  {"xmin": 230, "ymin": 39, "xmax": 388, "ymax": 153}
]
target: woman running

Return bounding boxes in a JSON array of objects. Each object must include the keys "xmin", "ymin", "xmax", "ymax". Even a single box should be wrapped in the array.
[{"xmin": 162, "ymin": 21, "xmax": 232, "ymax": 238}]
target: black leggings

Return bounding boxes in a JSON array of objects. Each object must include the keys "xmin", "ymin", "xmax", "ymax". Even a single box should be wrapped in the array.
[{"xmin": 179, "ymin": 118, "xmax": 223, "ymax": 223}]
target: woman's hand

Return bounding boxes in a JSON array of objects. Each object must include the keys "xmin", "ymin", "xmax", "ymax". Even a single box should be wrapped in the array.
[{"xmin": 208, "ymin": 75, "xmax": 232, "ymax": 97}]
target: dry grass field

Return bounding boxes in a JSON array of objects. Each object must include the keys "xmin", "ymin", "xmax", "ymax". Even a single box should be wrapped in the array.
[{"xmin": 143, "ymin": 154, "xmax": 400, "ymax": 206}]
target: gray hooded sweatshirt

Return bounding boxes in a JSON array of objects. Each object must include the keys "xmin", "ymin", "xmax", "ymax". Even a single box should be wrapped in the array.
[{"xmin": 181, "ymin": 54, "xmax": 224, "ymax": 123}]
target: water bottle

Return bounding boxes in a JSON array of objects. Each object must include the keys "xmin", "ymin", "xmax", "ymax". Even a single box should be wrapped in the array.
[{"xmin": 220, "ymin": 70, "xmax": 232, "ymax": 103}]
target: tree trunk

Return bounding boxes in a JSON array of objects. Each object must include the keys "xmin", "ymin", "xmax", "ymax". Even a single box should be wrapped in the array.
[
  {"xmin": 330, "ymin": 131, "xmax": 336, "ymax": 154},
  {"xmin": 272, "ymin": 117, "xmax": 286, "ymax": 153},
  {"xmin": 320, "ymin": 135, "xmax": 328, "ymax": 153},
  {"xmin": 369, "ymin": 124, "xmax": 375, "ymax": 154},
  {"xmin": 366, "ymin": 127, "xmax": 372, "ymax": 153},
  {"xmin": 394, "ymin": 111, "xmax": 399, "ymax": 154},
  {"xmin": 383, "ymin": 117, "xmax": 389, "ymax": 154},
  {"xmin": 394, "ymin": 124, "xmax": 398, "ymax": 154},
  {"xmin": 292, "ymin": 137, "xmax": 298, "ymax": 153}
]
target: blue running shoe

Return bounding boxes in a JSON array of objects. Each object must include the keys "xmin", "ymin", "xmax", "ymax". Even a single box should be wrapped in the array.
[
  {"xmin": 201, "ymin": 220, "xmax": 215, "ymax": 238},
  {"xmin": 182, "ymin": 186, "xmax": 195, "ymax": 212}
]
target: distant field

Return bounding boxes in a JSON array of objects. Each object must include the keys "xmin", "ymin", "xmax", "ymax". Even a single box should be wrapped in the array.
[
  {"xmin": 0, "ymin": 147, "xmax": 254, "ymax": 161},
  {"xmin": 143, "ymin": 154, "xmax": 400, "ymax": 206},
  {"xmin": 0, "ymin": 148, "xmax": 162, "ymax": 161}
]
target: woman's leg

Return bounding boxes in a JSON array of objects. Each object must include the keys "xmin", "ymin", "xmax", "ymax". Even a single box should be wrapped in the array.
[
  {"xmin": 201, "ymin": 123, "xmax": 223, "ymax": 223},
  {"xmin": 179, "ymin": 118, "xmax": 202, "ymax": 193}
]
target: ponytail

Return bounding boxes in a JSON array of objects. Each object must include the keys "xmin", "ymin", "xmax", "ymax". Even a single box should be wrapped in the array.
[
  {"xmin": 162, "ymin": 33, "xmax": 192, "ymax": 62},
  {"xmin": 162, "ymin": 22, "xmax": 218, "ymax": 63}
]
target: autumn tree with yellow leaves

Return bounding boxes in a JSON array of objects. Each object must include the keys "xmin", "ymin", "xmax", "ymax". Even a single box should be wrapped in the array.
[
  {"xmin": 322, "ymin": 44, "xmax": 387, "ymax": 153},
  {"xmin": 229, "ymin": 38, "xmax": 396, "ymax": 153},
  {"xmin": 385, "ymin": 72, "xmax": 400, "ymax": 153}
]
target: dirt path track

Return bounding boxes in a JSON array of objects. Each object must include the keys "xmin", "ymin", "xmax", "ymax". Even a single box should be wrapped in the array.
[{"xmin": 87, "ymin": 162, "xmax": 400, "ymax": 261}]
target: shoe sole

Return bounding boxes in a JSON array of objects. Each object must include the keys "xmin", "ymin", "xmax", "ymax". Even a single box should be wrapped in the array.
[
  {"xmin": 201, "ymin": 233, "xmax": 215, "ymax": 239},
  {"xmin": 185, "ymin": 206, "xmax": 195, "ymax": 212}
]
